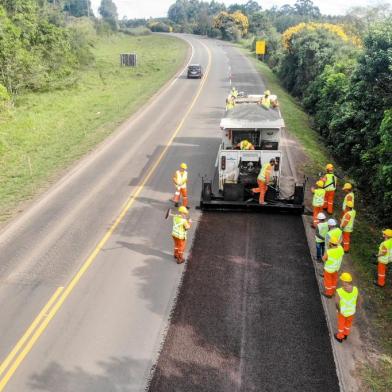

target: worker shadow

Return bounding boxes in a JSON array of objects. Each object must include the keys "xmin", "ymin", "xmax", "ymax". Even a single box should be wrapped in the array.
[
  {"xmin": 28, "ymin": 356, "xmax": 151, "ymax": 392},
  {"xmin": 116, "ymin": 241, "xmax": 171, "ymax": 261}
]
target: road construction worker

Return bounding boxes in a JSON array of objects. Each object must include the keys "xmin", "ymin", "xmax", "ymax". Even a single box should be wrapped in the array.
[
  {"xmin": 252, "ymin": 158, "xmax": 276, "ymax": 205},
  {"xmin": 322, "ymin": 236, "xmax": 345, "ymax": 297},
  {"xmin": 231, "ymin": 87, "xmax": 238, "ymax": 98},
  {"xmin": 340, "ymin": 201, "xmax": 356, "ymax": 252},
  {"xmin": 321, "ymin": 164, "xmax": 337, "ymax": 214},
  {"xmin": 226, "ymin": 95, "xmax": 235, "ymax": 110},
  {"xmin": 325, "ymin": 219, "xmax": 342, "ymax": 249},
  {"xmin": 315, "ymin": 212, "xmax": 328, "ymax": 261},
  {"xmin": 342, "ymin": 183, "xmax": 354, "ymax": 217},
  {"xmin": 172, "ymin": 163, "xmax": 188, "ymax": 208},
  {"xmin": 375, "ymin": 229, "xmax": 392, "ymax": 287},
  {"xmin": 311, "ymin": 180, "xmax": 326, "ymax": 227},
  {"xmin": 334, "ymin": 272, "xmax": 362, "ymax": 343},
  {"xmin": 172, "ymin": 206, "xmax": 191, "ymax": 264},
  {"xmin": 236, "ymin": 139, "xmax": 255, "ymax": 150},
  {"xmin": 260, "ymin": 90, "xmax": 271, "ymax": 108}
]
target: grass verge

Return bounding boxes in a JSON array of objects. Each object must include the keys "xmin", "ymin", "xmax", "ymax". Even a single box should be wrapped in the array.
[
  {"xmin": 242, "ymin": 47, "xmax": 392, "ymax": 391},
  {"xmin": 0, "ymin": 34, "xmax": 187, "ymax": 222}
]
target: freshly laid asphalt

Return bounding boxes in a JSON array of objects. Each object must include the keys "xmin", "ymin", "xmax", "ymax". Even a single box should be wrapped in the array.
[{"xmin": 148, "ymin": 213, "xmax": 340, "ymax": 392}]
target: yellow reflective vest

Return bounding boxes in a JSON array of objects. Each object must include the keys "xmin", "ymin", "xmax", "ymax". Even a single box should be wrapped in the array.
[
  {"xmin": 341, "ymin": 210, "xmax": 356, "ymax": 233},
  {"xmin": 312, "ymin": 188, "xmax": 326, "ymax": 207},
  {"xmin": 378, "ymin": 238, "xmax": 392, "ymax": 264},
  {"xmin": 337, "ymin": 287, "xmax": 358, "ymax": 317},
  {"xmin": 174, "ymin": 170, "xmax": 187, "ymax": 189},
  {"xmin": 172, "ymin": 215, "xmax": 189, "ymax": 240},
  {"xmin": 257, "ymin": 163, "xmax": 272, "ymax": 182},
  {"xmin": 315, "ymin": 222, "xmax": 329, "ymax": 243},
  {"xmin": 324, "ymin": 173, "xmax": 336, "ymax": 191},
  {"xmin": 324, "ymin": 245, "xmax": 344, "ymax": 273}
]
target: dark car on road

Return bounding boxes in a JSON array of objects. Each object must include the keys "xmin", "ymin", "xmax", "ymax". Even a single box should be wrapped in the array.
[{"xmin": 187, "ymin": 64, "xmax": 203, "ymax": 79}]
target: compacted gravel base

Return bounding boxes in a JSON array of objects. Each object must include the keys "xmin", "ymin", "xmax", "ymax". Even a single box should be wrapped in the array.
[{"xmin": 148, "ymin": 213, "xmax": 340, "ymax": 392}]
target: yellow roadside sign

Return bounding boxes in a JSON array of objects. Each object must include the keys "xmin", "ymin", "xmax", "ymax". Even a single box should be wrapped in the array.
[{"xmin": 255, "ymin": 40, "xmax": 266, "ymax": 55}]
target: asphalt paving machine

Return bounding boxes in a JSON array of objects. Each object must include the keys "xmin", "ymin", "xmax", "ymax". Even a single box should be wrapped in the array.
[{"xmin": 200, "ymin": 94, "xmax": 305, "ymax": 212}]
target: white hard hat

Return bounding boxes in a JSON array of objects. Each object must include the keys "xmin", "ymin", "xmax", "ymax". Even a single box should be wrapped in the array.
[
  {"xmin": 317, "ymin": 212, "xmax": 326, "ymax": 220},
  {"xmin": 328, "ymin": 219, "xmax": 337, "ymax": 226}
]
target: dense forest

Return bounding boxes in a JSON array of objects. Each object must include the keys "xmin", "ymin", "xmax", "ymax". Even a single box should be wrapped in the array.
[{"xmin": 164, "ymin": 0, "xmax": 392, "ymax": 224}]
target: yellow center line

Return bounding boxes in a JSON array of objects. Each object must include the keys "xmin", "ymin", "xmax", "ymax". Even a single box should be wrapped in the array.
[
  {"xmin": 0, "ymin": 287, "xmax": 64, "ymax": 379},
  {"xmin": 0, "ymin": 39, "xmax": 212, "ymax": 391}
]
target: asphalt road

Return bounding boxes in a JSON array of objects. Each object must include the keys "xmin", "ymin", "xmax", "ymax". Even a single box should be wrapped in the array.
[{"xmin": 0, "ymin": 35, "xmax": 339, "ymax": 391}]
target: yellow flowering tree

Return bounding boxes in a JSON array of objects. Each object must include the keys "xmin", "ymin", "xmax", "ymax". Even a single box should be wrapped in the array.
[
  {"xmin": 213, "ymin": 11, "xmax": 249, "ymax": 41},
  {"xmin": 282, "ymin": 22, "xmax": 361, "ymax": 50}
]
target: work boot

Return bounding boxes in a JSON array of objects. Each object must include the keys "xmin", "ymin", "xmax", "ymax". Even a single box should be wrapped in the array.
[
  {"xmin": 334, "ymin": 333, "xmax": 343, "ymax": 343},
  {"xmin": 174, "ymin": 202, "xmax": 179, "ymax": 207},
  {"xmin": 176, "ymin": 258, "xmax": 185, "ymax": 265},
  {"xmin": 374, "ymin": 281, "xmax": 384, "ymax": 288}
]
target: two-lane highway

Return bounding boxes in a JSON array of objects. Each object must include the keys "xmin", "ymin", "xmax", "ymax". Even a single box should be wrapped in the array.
[{"xmin": 0, "ymin": 35, "xmax": 228, "ymax": 391}]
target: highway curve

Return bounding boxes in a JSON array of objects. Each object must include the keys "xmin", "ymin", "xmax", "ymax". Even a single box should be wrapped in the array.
[{"xmin": 0, "ymin": 35, "xmax": 338, "ymax": 391}]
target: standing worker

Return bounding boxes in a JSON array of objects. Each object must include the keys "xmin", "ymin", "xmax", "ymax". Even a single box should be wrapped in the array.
[
  {"xmin": 342, "ymin": 183, "xmax": 354, "ymax": 217},
  {"xmin": 375, "ymin": 229, "xmax": 392, "ymax": 287},
  {"xmin": 322, "ymin": 236, "xmax": 345, "ymax": 297},
  {"xmin": 260, "ymin": 90, "xmax": 271, "ymax": 108},
  {"xmin": 311, "ymin": 180, "xmax": 326, "ymax": 227},
  {"xmin": 334, "ymin": 272, "xmax": 362, "ymax": 343},
  {"xmin": 172, "ymin": 206, "xmax": 191, "ymax": 264},
  {"xmin": 172, "ymin": 163, "xmax": 188, "ymax": 208},
  {"xmin": 252, "ymin": 158, "xmax": 276, "ymax": 205},
  {"xmin": 322, "ymin": 164, "xmax": 337, "ymax": 214},
  {"xmin": 226, "ymin": 95, "xmax": 235, "ymax": 110},
  {"xmin": 325, "ymin": 219, "xmax": 342, "ymax": 249},
  {"xmin": 231, "ymin": 87, "xmax": 238, "ymax": 98},
  {"xmin": 340, "ymin": 201, "xmax": 356, "ymax": 252},
  {"xmin": 315, "ymin": 212, "xmax": 328, "ymax": 262}
]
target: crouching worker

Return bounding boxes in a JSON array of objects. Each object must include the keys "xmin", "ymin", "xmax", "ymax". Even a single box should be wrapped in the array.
[
  {"xmin": 334, "ymin": 272, "xmax": 362, "ymax": 343},
  {"xmin": 172, "ymin": 206, "xmax": 191, "ymax": 264},
  {"xmin": 252, "ymin": 159, "xmax": 276, "ymax": 205}
]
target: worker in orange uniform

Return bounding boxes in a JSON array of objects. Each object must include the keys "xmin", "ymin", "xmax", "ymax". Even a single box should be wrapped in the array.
[
  {"xmin": 236, "ymin": 139, "xmax": 255, "ymax": 150},
  {"xmin": 342, "ymin": 183, "xmax": 354, "ymax": 217},
  {"xmin": 321, "ymin": 164, "xmax": 337, "ymax": 214},
  {"xmin": 172, "ymin": 206, "xmax": 191, "ymax": 264},
  {"xmin": 374, "ymin": 229, "xmax": 392, "ymax": 287},
  {"xmin": 340, "ymin": 201, "xmax": 356, "ymax": 253},
  {"xmin": 172, "ymin": 163, "xmax": 188, "ymax": 208},
  {"xmin": 311, "ymin": 180, "xmax": 326, "ymax": 228},
  {"xmin": 322, "ymin": 236, "xmax": 344, "ymax": 297},
  {"xmin": 252, "ymin": 158, "xmax": 276, "ymax": 205},
  {"xmin": 334, "ymin": 272, "xmax": 362, "ymax": 343}
]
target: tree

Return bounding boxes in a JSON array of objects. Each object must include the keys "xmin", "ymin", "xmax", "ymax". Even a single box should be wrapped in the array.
[
  {"xmin": 64, "ymin": 0, "xmax": 93, "ymax": 17},
  {"xmin": 213, "ymin": 10, "xmax": 248, "ymax": 41},
  {"xmin": 98, "ymin": 0, "xmax": 118, "ymax": 30},
  {"xmin": 294, "ymin": 0, "xmax": 320, "ymax": 19}
]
